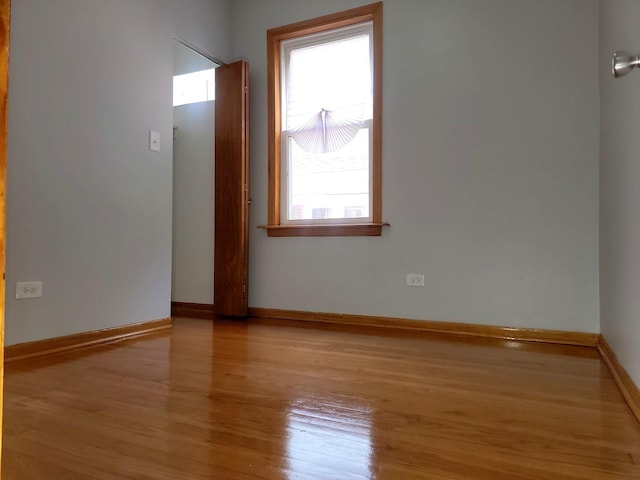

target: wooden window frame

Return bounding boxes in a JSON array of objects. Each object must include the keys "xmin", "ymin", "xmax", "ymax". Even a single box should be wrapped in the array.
[{"xmin": 261, "ymin": 2, "xmax": 386, "ymax": 237}]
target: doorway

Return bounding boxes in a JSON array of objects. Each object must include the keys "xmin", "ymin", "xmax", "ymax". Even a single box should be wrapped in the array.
[{"xmin": 171, "ymin": 40, "xmax": 219, "ymax": 308}]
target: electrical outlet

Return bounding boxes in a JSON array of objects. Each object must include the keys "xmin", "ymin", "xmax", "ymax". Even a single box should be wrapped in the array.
[
  {"xmin": 406, "ymin": 274, "xmax": 425, "ymax": 287},
  {"xmin": 16, "ymin": 281, "xmax": 43, "ymax": 299}
]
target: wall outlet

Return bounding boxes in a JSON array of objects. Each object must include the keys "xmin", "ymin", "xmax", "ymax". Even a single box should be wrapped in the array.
[
  {"xmin": 16, "ymin": 281, "xmax": 43, "ymax": 299},
  {"xmin": 406, "ymin": 274, "xmax": 425, "ymax": 287}
]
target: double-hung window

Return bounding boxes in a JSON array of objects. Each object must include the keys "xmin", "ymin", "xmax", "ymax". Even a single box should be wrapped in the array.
[{"xmin": 263, "ymin": 3, "xmax": 385, "ymax": 237}]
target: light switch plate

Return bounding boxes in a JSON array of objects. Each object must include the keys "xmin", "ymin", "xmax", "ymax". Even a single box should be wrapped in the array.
[{"xmin": 149, "ymin": 130, "xmax": 160, "ymax": 152}]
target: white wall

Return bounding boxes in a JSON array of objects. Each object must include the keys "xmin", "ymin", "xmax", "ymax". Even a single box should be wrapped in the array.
[
  {"xmin": 599, "ymin": 0, "xmax": 640, "ymax": 385},
  {"xmin": 6, "ymin": 0, "xmax": 230, "ymax": 345},
  {"xmin": 172, "ymin": 101, "xmax": 215, "ymax": 304},
  {"xmin": 174, "ymin": 41, "xmax": 217, "ymax": 76},
  {"xmin": 231, "ymin": 0, "xmax": 600, "ymax": 332},
  {"xmin": 172, "ymin": 0, "xmax": 230, "ymax": 62},
  {"xmin": 5, "ymin": 0, "xmax": 601, "ymax": 345}
]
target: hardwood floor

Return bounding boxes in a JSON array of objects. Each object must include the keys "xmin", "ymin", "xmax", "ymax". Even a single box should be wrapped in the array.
[{"xmin": 2, "ymin": 316, "xmax": 640, "ymax": 479}]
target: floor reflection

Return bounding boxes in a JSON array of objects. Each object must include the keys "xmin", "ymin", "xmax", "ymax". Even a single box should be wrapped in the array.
[
  {"xmin": 286, "ymin": 396, "xmax": 373, "ymax": 479},
  {"xmin": 4, "ymin": 318, "xmax": 640, "ymax": 479}
]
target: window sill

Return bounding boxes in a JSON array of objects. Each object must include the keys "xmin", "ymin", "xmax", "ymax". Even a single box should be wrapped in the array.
[{"xmin": 258, "ymin": 222, "xmax": 389, "ymax": 237}]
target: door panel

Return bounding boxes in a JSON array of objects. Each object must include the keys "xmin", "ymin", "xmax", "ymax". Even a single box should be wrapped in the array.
[
  {"xmin": 214, "ymin": 61, "xmax": 249, "ymax": 317},
  {"xmin": 0, "ymin": 0, "xmax": 9, "ymax": 467}
]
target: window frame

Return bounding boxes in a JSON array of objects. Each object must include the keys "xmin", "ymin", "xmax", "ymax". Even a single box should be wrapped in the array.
[
  {"xmin": 262, "ymin": 2, "xmax": 385, "ymax": 237},
  {"xmin": 280, "ymin": 22, "xmax": 373, "ymax": 227}
]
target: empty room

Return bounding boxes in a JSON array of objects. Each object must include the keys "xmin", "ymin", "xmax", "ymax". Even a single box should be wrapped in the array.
[{"xmin": 0, "ymin": 0, "xmax": 639, "ymax": 479}]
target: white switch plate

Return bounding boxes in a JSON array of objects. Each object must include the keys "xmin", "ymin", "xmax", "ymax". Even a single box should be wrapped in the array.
[
  {"xmin": 149, "ymin": 130, "xmax": 160, "ymax": 152},
  {"xmin": 16, "ymin": 281, "xmax": 43, "ymax": 299},
  {"xmin": 406, "ymin": 274, "xmax": 425, "ymax": 287}
]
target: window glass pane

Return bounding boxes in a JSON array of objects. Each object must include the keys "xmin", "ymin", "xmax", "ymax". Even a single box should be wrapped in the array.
[
  {"xmin": 285, "ymin": 32, "xmax": 372, "ymax": 131},
  {"xmin": 288, "ymin": 128, "xmax": 370, "ymax": 220},
  {"xmin": 282, "ymin": 24, "xmax": 373, "ymax": 223},
  {"xmin": 173, "ymin": 68, "xmax": 216, "ymax": 107}
]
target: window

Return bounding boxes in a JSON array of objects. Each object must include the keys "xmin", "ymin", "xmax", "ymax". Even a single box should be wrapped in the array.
[
  {"xmin": 173, "ymin": 68, "xmax": 215, "ymax": 107},
  {"xmin": 262, "ymin": 2, "xmax": 385, "ymax": 237}
]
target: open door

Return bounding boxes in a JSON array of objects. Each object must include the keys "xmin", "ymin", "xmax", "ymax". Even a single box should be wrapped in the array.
[
  {"xmin": 0, "ymin": 0, "xmax": 9, "ymax": 469},
  {"xmin": 214, "ymin": 61, "xmax": 249, "ymax": 317}
]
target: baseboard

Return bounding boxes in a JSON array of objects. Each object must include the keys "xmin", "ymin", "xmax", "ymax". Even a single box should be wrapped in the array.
[
  {"xmin": 247, "ymin": 307, "xmax": 599, "ymax": 347},
  {"xmin": 7, "ymin": 308, "xmax": 635, "ymax": 423},
  {"xmin": 171, "ymin": 302, "xmax": 215, "ymax": 319},
  {"xmin": 5, "ymin": 318, "xmax": 172, "ymax": 363},
  {"xmin": 598, "ymin": 335, "xmax": 640, "ymax": 423}
]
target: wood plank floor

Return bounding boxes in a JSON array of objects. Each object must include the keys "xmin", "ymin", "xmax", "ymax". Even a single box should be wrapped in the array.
[{"xmin": 2, "ymin": 316, "xmax": 640, "ymax": 479}]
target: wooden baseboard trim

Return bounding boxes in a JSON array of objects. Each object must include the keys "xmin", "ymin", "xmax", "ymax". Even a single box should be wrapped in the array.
[
  {"xmin": 171, "ymin": 302, "xmax": 215, "ymax": 319},
  {"xmin": 4, "ymin": 318, "xmax": 172, "ymax": 363},
  {"xmin": 247, "ymin": 307, "xmax": 599, "ymax": 347},
  {"xmin": 598, "ymin": 335, "xmax": 640, "ymax": 423}
]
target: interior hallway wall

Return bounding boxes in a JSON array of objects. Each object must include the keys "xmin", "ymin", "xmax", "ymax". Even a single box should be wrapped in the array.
[{"xmin": 172, "ymin": 101, "xmax": 215, "ymax": 304}]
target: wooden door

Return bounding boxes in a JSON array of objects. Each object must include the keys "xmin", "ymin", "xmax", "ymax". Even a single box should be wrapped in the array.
[
  {"xmin": 214, "ymin": 61, "xmax": 249, "ymax": 317},
  {"xmin": 0, "ymin": 0, "xmax": 9, "ymax": 470}
]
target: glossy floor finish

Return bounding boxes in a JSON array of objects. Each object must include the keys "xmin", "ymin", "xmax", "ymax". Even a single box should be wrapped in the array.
[{"xmin": 3, "ymin": 317, "xmax": 640, "ymax": 479}]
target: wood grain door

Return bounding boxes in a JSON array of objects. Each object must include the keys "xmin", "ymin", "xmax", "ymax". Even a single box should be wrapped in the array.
[
  {"xmin": 0, "ymin": 0, "xmax": 9, "ymax": 468},
  {"xmin": 214, "ymin": 61, "xmax": 249, "ymax": 317}
]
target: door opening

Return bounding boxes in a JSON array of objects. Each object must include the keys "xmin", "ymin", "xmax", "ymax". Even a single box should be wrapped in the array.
[{"xmin": 171, "ymin": 40, "xmax": 219, "ymax": 310}]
